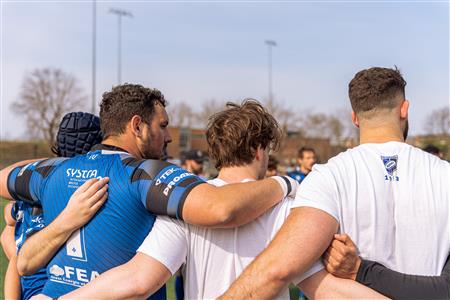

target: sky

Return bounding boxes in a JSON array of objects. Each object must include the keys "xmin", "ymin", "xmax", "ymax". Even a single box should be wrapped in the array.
[{"xmin": 1, "ymin": 0, "xmax": 449, "ymax": 140}]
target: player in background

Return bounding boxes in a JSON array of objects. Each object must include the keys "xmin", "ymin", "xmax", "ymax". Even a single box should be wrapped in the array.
[
  {"xmin": 423, "ymin": 144, "xmax": 444, "ymax": 159},
  {"xmin": 287, "ymin": 147, "xmax": 316, "ymax": 183},
  {"xmin": 221, "ymin": 67, "xmax": 450, "ymax": 299},
  {"xmin": 1, "ymin": 84, "xmax": 297, "ymax": 299},
  {"xmin": 0, "ymin": 112, "xmax": 105, "ymax": 299},
  {"xmin": 265, "ymin": 155, "xmax": 279, "ymax": 177},
  {"xmin": 180, "ymin": 149, "xmax": 208, "ymax": 177},
  {"xmin": 53, "ymin": 100, "xmax": 385, "ymax": 300}
]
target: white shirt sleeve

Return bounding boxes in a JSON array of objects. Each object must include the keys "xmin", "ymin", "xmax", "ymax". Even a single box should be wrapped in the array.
[
  {"xmin": 137, "ymin": 216, "xmax": 188, "ymax": 275},
  {"xmin": 293, "ymin": 165, "xmax": 340, "ymax": 222}
]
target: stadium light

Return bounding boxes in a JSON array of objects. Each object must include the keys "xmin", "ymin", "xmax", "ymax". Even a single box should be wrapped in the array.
[
  {"xmin": 92, "ymin": 0, "xmax": 96, "ymax": 114},
  {"xmin": 265, "ymin": 40, "xmax": 277, "ymax": 102},
  {"xmin": 109, "ymin": 7, "xmax": 133, "ymax": 85}
]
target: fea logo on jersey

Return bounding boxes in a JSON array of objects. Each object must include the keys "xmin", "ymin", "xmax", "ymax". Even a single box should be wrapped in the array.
[
  {"xmin": 381, "ymin": 155, "xmax": 399, "ymax": 181},
  {"xmin": 48, "ymin": 264, "xmax": 100, "ymax": 287}
]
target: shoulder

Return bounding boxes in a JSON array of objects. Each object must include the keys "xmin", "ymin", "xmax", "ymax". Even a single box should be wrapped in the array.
[
  {"xmin": 207, "ymin": 178, "xmax": 226, "ymax": 186},
  {"xmin": 33, "ymin": 157, "xmax": 70, "ymax": 177}
]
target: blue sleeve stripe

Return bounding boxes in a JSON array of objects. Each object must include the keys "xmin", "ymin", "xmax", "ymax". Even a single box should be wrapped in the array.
[
  {"xmin": 167, "ymin": 187, "xmax": 185, "ymax": 217},
  {"xmin": 7, "ymin": 167, "xmax": 21, "ymax": 200}
]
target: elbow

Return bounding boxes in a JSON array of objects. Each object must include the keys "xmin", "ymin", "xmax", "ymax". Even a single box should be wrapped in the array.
[
  {"xmin": 208, "ymin": 204, "xmax": 236, "ymax": 227},
  {"xmin": 127, "ymin": 271, "xmax": 156, "ymax": 298},
  {"xmin": 16, "ymin": 255, "xmax": 33, "ymax": 276},
  {"xmin": 265, "ymin": 263, "xmax": 299, "ymax": 289}
]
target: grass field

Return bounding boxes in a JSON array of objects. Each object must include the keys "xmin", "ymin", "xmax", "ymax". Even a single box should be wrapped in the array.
[{"xmin": 1, "ymin": 198, "xmax": 8, "ymax": 300}]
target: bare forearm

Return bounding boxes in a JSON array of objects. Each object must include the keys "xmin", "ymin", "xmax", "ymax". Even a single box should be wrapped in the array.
[
  {"xmin": 60, "ymin": 254, "xmax": 171, "ymax": 300},
  {"xmin": 60, "ymin": 269, "xmax": 143, "ymax": 300},
  {"xmin": 222, "ymin": 208, "xmax": 338, "ymax": 299},
  {"xmin": 299, "ymin": 270, "xmax": 388, "ymax": 299},
  {"xmin": 17, "ymin": 215, "xmax": 75, "ymax": 275},
  {"xmin": 218, "ymin": 178, "xmax": 285, "ymax": 227},
  {"xmin": 5, "ymin": 255, "xmax": 21, "ymax": 300},
  {"xmin": 184, "ymin": 178, "xmax": 284, "ymax": 227}
]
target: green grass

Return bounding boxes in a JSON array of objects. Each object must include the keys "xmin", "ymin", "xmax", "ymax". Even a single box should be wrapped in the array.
[{"xmin": 1, "ymin": 198, "xmax": 8, "ymax": 300}]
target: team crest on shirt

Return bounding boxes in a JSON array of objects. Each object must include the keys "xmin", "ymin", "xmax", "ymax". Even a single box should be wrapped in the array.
[{"xmin": 381, "ymin": 155, "xmax": 399, "ymax": 181}]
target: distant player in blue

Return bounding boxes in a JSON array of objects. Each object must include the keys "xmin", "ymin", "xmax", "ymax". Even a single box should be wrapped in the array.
[
  {"xmin": 0, "ymin": 112, "xmax": 104, "ymax": 300},
  {"xmin": 1, "ymin": 84, "xmax": 297, "ymax": 299},
  {"xmin": 287, "ymin": 147, "xmax": 317, "ymax": 183}
]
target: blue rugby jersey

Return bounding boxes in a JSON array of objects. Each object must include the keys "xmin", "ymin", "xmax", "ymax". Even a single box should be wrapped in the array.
[
  {"xmin": 11, "ymin": 202, "xmax": 48, "ymax": 300},
  {"xmin": 7, "ymin": 146, "xmax": 205, "ymax": 298},
  {"xmin": 287, "ymin": 169, "xmax": 307, "ymax": 184}
]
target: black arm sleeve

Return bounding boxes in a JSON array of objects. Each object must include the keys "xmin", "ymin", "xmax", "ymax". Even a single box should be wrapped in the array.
[
  {"xmin": 126, "ymin": 158, "xmax": 205, "ymax": 220},
  {"xmin": 356, "ymin": 255, "xmax": 450, "ymax": 300}
]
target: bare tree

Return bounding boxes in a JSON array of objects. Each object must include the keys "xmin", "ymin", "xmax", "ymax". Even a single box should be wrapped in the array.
[
  {"xmin": 167, "ymin": 101, "xmax": 196, "ymax": 128},
  {"xmin": 12, "ymin": 68, "xmax": 86, "ymax": 146},
  {"xmin": 424, "ymin": 106, "xmax": 450, "ymax": 135},
  {"xmin": 194, "ymin": 99, "xmax": 226, "ymax": 128},
  {"xmin": 262, "ymin": 97, "xmax": 299, "ymax": 132},
  {"xmin": 334, "ymin": 108, "xmax": 358, "ymax": 141},
  {"xmin": 298, "ymin": 111, "xmax": 353, "ymax": 144}
]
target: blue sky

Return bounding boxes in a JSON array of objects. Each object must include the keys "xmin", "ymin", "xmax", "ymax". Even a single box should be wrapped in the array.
[{"xmin": 1, "ymin": 1, "xmax": 449, "ymax": 139}]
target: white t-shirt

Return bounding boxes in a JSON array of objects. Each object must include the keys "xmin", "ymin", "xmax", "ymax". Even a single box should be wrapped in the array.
[
  {"xmin": 296, "ymin": 141, "xmax": 450, "ymax": 275},
  {"xmin": 138, "ymin": 178, "xmax": 323, "ymax": 299}
]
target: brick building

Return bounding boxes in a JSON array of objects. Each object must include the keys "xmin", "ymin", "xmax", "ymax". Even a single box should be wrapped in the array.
[{"xmin": 166, "ymin": 127, "xmax": 339, "ymax": 165}]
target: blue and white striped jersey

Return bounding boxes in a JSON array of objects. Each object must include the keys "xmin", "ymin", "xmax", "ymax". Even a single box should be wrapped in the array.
[{"xmin": 7, "ymin": 145, "xmax": 205, "ymax": 298}]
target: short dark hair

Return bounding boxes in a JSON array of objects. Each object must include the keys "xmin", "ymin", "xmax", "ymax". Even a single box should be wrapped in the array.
[
  {"xmin": 298, "ymin": 147, "xmax": 315, "ymax": 159},
  {"xmin": 424, "ymin": 145, "xmax": 441, "ymax": 155},
  {"xmin": 349, "ymin": 67, "xmax": 407, "ymax": 115},
  {"xmin": 206, "ymin": 99, "xmax": 282, "ymax": 170},
  {"xmin": 99, "ymin": 84, "xmax": 166, "ymax": 139}
]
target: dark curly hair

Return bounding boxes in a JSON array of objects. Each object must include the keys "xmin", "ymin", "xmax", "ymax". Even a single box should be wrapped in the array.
[
  {"xmin": 99, "ymin": 84, "xmax": 166, "ymax": 138},
  {"xmin": 349, "ymin": 67, "xmax": 407, "ymax": 115},
  {"xmin": 206, "ymin": 99, "xmax": 282, "ymax": 170}
]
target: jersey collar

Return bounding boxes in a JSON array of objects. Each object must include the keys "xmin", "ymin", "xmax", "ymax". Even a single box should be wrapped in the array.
[{"xmin": 91, "ymin": 143, "xmax": 129, "ymax": 153}]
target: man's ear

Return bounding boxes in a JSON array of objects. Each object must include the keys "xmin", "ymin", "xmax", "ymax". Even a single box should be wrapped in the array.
[
  {"xmin": 400, "ymin": 100, "xmax": 409, "ymax": 120},
  {"xmin": 254, "ymin": 146, "xmax": 264, "ymax": 161},
  {"xmin": 351, "ymin": 111, "xmax": 359, "ymax": 128},
  {"xmin": 130, "ymin": 115, "xmax": 143, "ymax": 137}
]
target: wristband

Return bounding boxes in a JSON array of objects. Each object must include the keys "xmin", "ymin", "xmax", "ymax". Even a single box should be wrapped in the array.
[{"xmin": 270, "ymin": 176, "xmax": 292, "ymax": 198}]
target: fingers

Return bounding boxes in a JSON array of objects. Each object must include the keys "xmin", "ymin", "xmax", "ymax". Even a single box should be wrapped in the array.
[
  {"xmin": 73, "ymin": 178, "xmax": 99, "ymax": 195},
  {"xmin": 81, "ymin": 177, "xmax": 110, "ymax": 199},
  {"xmin": 322, "ymin": 250, "xmax": 341, "ymax": 274},
  {"xmin": 87, "ymin": 184, "xmax": 109, "ymax": 206},
  {"xmin": 334, "ymin": 233, "xmax": 358, "ymax": 251},
  {"xmin": 327, "ymin": 242, "xmax": 345, "ymax": 261},
  {"xmin": 333, "ymin": 233, "xmax": 349, "ymax": 243},
  {"xmin": 90, "ymin": 192, "xmax": 108, "ymax": 213}
]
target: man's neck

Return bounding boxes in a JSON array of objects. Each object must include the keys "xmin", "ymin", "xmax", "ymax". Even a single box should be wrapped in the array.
[
  {"xmin": 299, "ymin": 166, "xmax": 310, "ymax": 175},
  {"xmin": 217, "ymin": 165, "xmax": 259, "ymax": 184},
  {"xmin": 102, "ymin": 136, "xmax": 141, "ymax": 158},
  {"xmin": 358, "ymin": 121, "xmax": 405, "ymax": 145}
]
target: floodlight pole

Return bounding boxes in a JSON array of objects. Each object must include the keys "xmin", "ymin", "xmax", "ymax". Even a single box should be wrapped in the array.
[
  {"xmin": 265, "ymin": 40, "xmax": 277, "ymax": 102},
  {"xmin": 92, "ymin": 0, "xmax": 96, "ymax": 114},
  {"xmin": 109, "ymin": 8, "xmax": 133, "ymax": 85}
]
